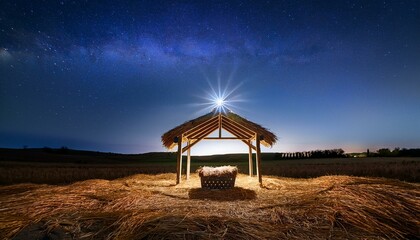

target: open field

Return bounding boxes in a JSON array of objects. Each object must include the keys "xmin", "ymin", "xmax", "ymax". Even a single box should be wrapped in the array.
[
  {"xmin": 1, "ymin": 148, "xmax": 419, "ymax": 238},
  {"xmin": 1, "ymin": 155, "xmax": 419, "ymax": 184},
  {"xmin": 0, "ymin": 173, "xmax": 419, "ymax": 239}
]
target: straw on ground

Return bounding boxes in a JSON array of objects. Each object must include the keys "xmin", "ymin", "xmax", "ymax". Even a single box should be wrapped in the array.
[{"xmin": 0, "ymin": 174, "xmax": 418, "ymax": 239}]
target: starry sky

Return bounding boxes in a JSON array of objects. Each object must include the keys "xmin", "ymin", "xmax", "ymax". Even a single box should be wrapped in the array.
[{"xmin": 1, "ymin": 0, "xmax": 419, "ymax": 155}]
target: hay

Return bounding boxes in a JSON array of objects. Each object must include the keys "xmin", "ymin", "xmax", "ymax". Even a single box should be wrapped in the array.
[
  {"xmin": 196, "ymin": 166, "xmax": 238, "ymax": 177},
  {"xmin": 197, "ymin": 166, "xmax": 238, "ymax": 189},
  {"xmin": 0, "ymin": 174, "xmax": 419, "ymax": 239},
  {"xmin": 188, "ymin": 187, "xmax": 256, "ymax": 201}
]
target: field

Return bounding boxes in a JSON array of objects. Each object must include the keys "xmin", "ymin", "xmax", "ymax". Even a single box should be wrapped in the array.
[
  {"xmin": 0, "ymin": 148, "xmax": 419, "ymax": 184},
  {"xmin": 0, "ymin": 149, "xmax": 419, "ymax": 239},
  {"xmin": 1, "ymin": 157, "xmax": 419, "ymax": 185}
]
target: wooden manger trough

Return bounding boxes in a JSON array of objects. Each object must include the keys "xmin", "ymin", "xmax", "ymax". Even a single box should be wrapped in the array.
[{"xmin": 197, "ymin": 166, "xmax": 238, "ymax": 189}]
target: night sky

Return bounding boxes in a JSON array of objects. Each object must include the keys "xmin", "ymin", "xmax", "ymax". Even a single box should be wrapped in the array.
[{"xmin": 1, "ymin": 0, "xmax": 419, "ymax": 155}]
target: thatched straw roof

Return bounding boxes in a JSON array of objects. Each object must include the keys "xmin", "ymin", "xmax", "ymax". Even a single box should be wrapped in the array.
[{"xmin": 161, "ymin": 109, "xmax": 277, "ymax": 150}]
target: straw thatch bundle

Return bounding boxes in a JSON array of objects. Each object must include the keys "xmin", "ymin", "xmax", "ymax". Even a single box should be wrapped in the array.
[
  {"xmin": 161, "ymin": 109, "xmax": 277, "ymax": 149},
  {"xmin": 196, "ymin": 166, "xmax": 238, "ymax": 178}
]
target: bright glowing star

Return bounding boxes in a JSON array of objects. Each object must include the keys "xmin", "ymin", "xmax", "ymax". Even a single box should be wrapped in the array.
[
  {"xmin": 191, "ymin": 71, "xmax": 247, "ymax": 115},
  {"xmin": 216, "ymin": 98, "xmax": 224, "ymax": 107}
]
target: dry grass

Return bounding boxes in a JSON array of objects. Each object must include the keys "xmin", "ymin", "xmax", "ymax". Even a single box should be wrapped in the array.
[
  {"xmin": 197, "ymin": 166, "xmax": 238, "ymax": 177},
  {"xmin": 0, "ymin": 174, "xmax": 419, "ymax": 239}
]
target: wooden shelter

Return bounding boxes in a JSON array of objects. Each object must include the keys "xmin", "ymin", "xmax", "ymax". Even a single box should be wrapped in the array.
[{"xmin": 161, "ymin": 109, "xmax": 277, "ymax": 185}]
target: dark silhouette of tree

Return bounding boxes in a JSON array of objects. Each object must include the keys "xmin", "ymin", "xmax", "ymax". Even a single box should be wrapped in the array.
[{"xmin": 378, "ymin": 148, "xmax": 391, "ymax": 156}]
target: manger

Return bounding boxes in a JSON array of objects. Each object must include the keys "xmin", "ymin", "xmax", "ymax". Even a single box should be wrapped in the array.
[
  {"xmin": 161, "ymin": 109, "xmax": 277, "ymax": 186},
  {"xmin": 197, "ymin": 166, "xmax": 238, "ymax": 189}
]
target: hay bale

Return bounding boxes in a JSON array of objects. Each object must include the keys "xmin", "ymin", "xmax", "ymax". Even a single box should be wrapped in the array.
[
  {"xmin": 197, "ymin": 166, "xmax": 238, "ymax": 189},
  {"xmin": 197, "ymin": 166, "xmax": 238, "ymax": 178}
]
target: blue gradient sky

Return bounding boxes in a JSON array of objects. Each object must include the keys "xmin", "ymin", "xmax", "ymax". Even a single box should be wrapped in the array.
[{"xmin": 1, "ymin": 0, "xmax": 419, "ymax": 154}]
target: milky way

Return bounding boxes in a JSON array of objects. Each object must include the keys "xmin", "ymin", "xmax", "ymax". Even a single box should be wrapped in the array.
[{"xmin": 1, "ymin": 1, "xmax": 419, "ymax": 154}]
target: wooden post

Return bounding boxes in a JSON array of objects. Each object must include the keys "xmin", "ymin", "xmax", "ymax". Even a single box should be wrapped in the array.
[
  {"xmin": 218, "ymin": 113, "xmax": 222, "ymax": 138},
  {"xmin": 187, "ymin": 140, "xmax": 191, "ymax": 180},
  {"xmin": 179, "ymin": 140, "xmax": 183, "ymax": 182},
  {"xmin": 176, "ymin": 136, "xmax": 182, "ymax": 184},
  {"xmin": 256, "ymin": 134, "xmax": 262, "ymax": 184},
  {"xmin": 248, "ymin": 140, "xmax": 253, "ymax": 176}
]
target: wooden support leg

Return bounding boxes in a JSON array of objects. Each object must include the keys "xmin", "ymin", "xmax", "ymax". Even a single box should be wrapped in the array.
[
  {"xmin": 176, "ymin": 138, "xmax": 182, "ymax": 184},
  {"xmin": 256, "ymin": 134, "xmax": 262, "ymax": 185},
  {"xmin": 187, "ymin": 140, "xmax": 191, "ymax": 180},
  {"xmin": 248, "ymin": 141, "xmax": 253, "ymax": 176}
]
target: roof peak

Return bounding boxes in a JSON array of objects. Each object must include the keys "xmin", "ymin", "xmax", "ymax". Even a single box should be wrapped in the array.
[{"xmin": 211, "ymin": 107, "xmax": 233, "ymax": 115}]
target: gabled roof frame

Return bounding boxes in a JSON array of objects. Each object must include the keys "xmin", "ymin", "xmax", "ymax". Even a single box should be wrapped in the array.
[{"xmin": 161, "ymin": 109, "xmax": 277, "ymax": 186}]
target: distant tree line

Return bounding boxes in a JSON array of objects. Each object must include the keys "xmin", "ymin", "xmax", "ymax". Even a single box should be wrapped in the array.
[
  {"xmin": 276, "ymin": 148, "xmax": 420, "ymax": 159},
  {"xmin": 371, "ymin": 148, "xmax": 420, "ymax": 157},
  {"xmin": 36, "ymin": 146, "xmax": 420, "ymax": 158},
  {"xmin": 43, "ymin": 146, "xmax": 70, "ymax": 154},
  {"xmin": 275, "ymin": 149, "xmax": 346, "ymax": 159}
]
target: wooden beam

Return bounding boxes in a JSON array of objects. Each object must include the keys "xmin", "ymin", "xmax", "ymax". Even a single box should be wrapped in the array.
[
  {"xmin": 176, "ymin": 136, "xmax": 182, "ymax": 185},
  {"xmin": 223, "ymin": 117, "xmax": 255, "ymax": 137},
  {"xmin": 222, "ymin": 123, "xmax": 250, "ymax": 139},
  {"xmin": 222, "ymin": 116, "xmax": 256, "ymax": 136},
  {"xmin": 223, "ymin": 124, "xmax": 257, "ymax": 151},
  {"xmin": 200, "ymin": 137, "xmax": 250, "ymax": 140},
  {"xmin": 256, "ymin": 133, "xmax": 262, "ymax": 185},
  {"xmin": 183, "ymin": 116, "xmax": 218, "ymax": 138},
  {"xmin": 248, "ymin": 140, "xmax": 253, "ymax": 176},
  {"xmin": 224, "ymin": 115, "xmax": 256, "ymax": 136},
  {"xmin": 187, "ymin": 120, "xmax": 218, "ymax": 139},
  {"xmin": 187, "ymin": 126, "xmax": 256, "ymax": 151},
  {"xmin": 190, "ymin": 123, "xmax": 218, "ymax": 140},
  {"xmin": 222, "ymin": 117, "xmax": 254, "ymax": 138},
  {"xmin": 187, "ymin": 140, "xmax": 191, "ymax": 180},
  {"xmin": 184, "ymin": 118, "xmax": 218, "ymax": 139},
  {"xmin": 242, "ymin": 139, "xmax": 257, "ymax": 151},
  {"xmin": 182, "ymin": 125, "xmax": 219, "ymax": 153},
  {"xmin": 184, "ymin": 115, "xmax": 218, "ymax": 135},
  {"xmin": 223, "ymin": 125, "xmax": 253, "ymax": 142},
  {"xmin": 221, "ymin": 124, "xmax": 256, "ymax": 150}
]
